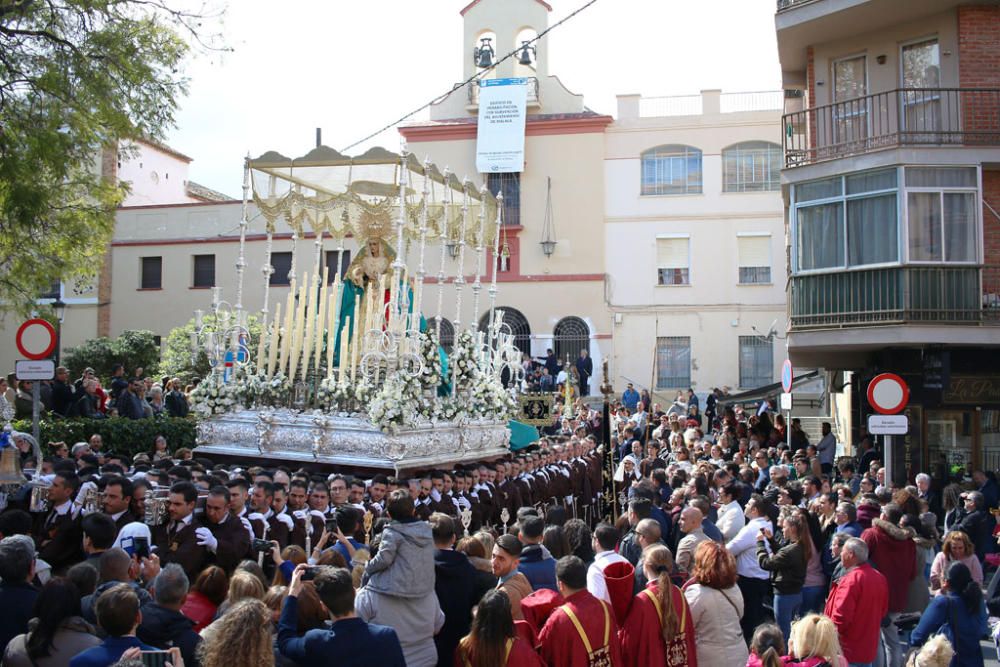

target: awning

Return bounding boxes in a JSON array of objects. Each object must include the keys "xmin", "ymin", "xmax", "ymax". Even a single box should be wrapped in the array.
[{"xmin": 717, "ymin": 370, "xmax": 820, "ymax": 407}]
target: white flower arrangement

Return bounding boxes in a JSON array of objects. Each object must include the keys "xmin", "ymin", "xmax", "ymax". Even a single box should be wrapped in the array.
[{"xmin": 190, "ymin": 373, "xmax": 244, "ymax": 416}]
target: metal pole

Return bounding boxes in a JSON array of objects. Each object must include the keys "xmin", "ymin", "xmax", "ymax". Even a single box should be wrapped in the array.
[
  {"xmin": 884, "ymin": 435, "xmax": 893, "ymax": 488},
  {"xmin": 31, "ymin": 381, "xmax": 40, "ymax": 444}
]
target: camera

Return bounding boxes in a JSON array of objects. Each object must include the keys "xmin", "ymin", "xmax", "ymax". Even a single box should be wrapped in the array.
[
  {"xmin": 252, "ymin": 538, "xmax": 271, "ymax": 553},
  {"xmin": 301, "ymin": 567, "xmax": 317, "ymax": 581},
  {"xmin": 133, "ymin": 536, "xmax": 150, "ymax": 559},
  {"xmin": 325, "ymin": 517, "xmax": 339, "ymax": 534}
]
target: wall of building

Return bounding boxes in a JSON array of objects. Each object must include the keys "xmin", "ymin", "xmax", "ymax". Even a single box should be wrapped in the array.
[
  {"xmin": 605, "ymin": 98, "xmax": 787, "ymax": 394},
  {"xmin": 118, "ymin": 141, "xmax": 200, "ymax": 207},
  {"xmin": 809, "ymin": 10, "xmax": 960, "ymax": 106}
]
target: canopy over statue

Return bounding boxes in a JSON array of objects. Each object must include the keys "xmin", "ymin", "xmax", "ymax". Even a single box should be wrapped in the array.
[{"xmin": 190, "ymin": 146, "xmax": 523, "ymax": 472}]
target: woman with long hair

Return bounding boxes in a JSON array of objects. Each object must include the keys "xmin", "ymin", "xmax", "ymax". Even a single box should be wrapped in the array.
[
  {"xmin": 911, "ymin": 561, "xmax": 988, "ymax": 667},
  {"xmin": 785, "ymin": 614, "xmax": 845, "ymax": 667},
  {"xmin": 756, "ymin": 511, "xmax": 810, "ymax": 642},
  {"xmin": 2, "ymin": 578, "xmax": 100, "ymax": 667},
  {"xmin": 930, "ymin": 532, "xmax": 984, "ymax": 594},
  {"xmin": 197, "ymin": 598, "xmax": 275, "ymax": 667},
  {"xmin": 620, "ymin": 544, "xmax": 696, "ymax": 667},
  {"xmin": 941, "ymin": 484, "xmax": 964, "ymax": 533},
  {"xmin": 455, "ymin": 589, "xmax": 542, "ymax": 667},
  {"xmin": 542, "ymin": 525, "xmax": 571, "ymax": 560},
  {"xmin": 683, "ymin": 540, "xmax": 749, "ymax": 667},
  {"xmin": 180, "ymin": 565, "xmax": 228, "ymax": 633}
]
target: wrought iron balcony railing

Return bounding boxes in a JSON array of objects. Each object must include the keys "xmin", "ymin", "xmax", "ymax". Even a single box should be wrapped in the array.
[
  {"xmin": 782, "ymin": 88, "xmax": 1000, "ymax": 167},
  {"xmin": 790, "ymin": 266, "xmax": 997, "ymax": 329}
]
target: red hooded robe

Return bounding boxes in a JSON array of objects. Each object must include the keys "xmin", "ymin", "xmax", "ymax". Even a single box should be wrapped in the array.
[{"xmin": 620, "ymin": 582, "xmax": 698, "ymax": 667}]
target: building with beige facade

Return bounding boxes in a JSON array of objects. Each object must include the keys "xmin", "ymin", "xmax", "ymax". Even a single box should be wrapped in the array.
[{"xmin": 605, "ymin": 89, "xmax": 788, "ymax": 401}]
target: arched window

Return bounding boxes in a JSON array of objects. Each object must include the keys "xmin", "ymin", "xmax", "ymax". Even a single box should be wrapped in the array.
[
  {"xmin": 553, "ymin": 317, "xmax": 590, "ymax": 363},
  {"xmin": 427, "ymin": 318, "xmax": 455, "ymax": 352},
  {"xmin": 479, "ymin": 307, "xmax": 531, "ymax": 355},
  {"xmin": 722, "ymin": 141, "xmax": 782, "ymax": 192},
  {"xmin": 641, "ymin": 145, "xmax": 702, "ymax": 195}
]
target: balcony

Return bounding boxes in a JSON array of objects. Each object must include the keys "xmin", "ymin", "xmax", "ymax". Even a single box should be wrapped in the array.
[
  {"xmin": 789, "ymin": 266, "xmax": 998, "ymax": 329},
  {"xmin": 783, "ymin": 88, "xmax": 1000, "ymax": 167},
  {"xmin": 467, "ymin": 77, "xmax": 540, "ymax": 109}
]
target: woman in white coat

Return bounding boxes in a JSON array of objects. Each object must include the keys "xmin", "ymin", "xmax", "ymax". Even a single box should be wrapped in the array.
[{"xmin": 683, "ymin": 540, "xmax": 749, "ymax": 667}]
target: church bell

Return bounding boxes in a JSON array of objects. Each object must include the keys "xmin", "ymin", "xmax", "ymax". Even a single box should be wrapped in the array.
[{"xmin": 0, "ymin": 445, "xmax": 24, "ymax": 485}]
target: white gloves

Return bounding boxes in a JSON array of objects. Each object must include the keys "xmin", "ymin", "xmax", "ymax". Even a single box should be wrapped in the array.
[
  {"xmin": 239, "ymin": 516, "xmax": 253, "ymax": 539},
  {"xmin": 195, "ymin": 527, "xmax": 218, "ymax": 553},
  {"xmin": 248, "ymin": 512, "xmax": 265, "ymax": 523},
  {"xmin": 276, "ymin": 513, "xmax": 294, "ymax": 531},
  {"xmin": 430, "ymin": 488, "xmax": 442, "ymax": 503},
  {"xmin": 293, "ymin": 510, "xmax": 308, "ymax": 521}
]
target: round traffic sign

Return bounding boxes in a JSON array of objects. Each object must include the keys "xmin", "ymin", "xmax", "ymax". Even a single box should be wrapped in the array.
[
  {"xmin": 15, "ymin": 318, "xmax": 57, "ymax": 361},
  {"xmin": 867, "ymin": 373, "xmax": 909, "ymax": 415},
  {"xmin": 781, "ymin": 359, "xmax": 794, "ymax": 393}
]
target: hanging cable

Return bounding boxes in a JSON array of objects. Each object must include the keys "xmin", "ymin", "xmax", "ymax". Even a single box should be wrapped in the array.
[{"xmin": 339, "ymin": 0, "xmax": 600, "ymax": 153}]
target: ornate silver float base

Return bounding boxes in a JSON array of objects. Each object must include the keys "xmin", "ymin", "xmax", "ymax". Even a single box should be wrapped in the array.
[{"xmin": 193, "ymin": 408, "xmax": 511, "ymax": 473}]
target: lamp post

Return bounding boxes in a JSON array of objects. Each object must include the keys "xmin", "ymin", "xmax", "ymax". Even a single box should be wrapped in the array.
[{"xmin": 51, "ymin": 297, "xmax": 66, "ymax": 366}]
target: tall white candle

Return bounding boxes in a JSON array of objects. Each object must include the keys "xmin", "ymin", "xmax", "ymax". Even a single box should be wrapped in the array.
[{"xmin": 267, "ymin": 301, "xmax": 281, "ymax": 377}]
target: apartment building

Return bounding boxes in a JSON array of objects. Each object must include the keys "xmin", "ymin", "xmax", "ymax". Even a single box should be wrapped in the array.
[
  {"xmin": 605, "ymin": 90, "xmax": 788, "ymax": 400},
  {"xmin": 776, "ymin": 0, "xmax": 1000, "ymax": 478}
]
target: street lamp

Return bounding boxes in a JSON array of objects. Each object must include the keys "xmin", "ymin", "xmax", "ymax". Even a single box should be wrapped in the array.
[{"xmin": 51, "ymin": 297, "xmax": 66, "ymax": 366}]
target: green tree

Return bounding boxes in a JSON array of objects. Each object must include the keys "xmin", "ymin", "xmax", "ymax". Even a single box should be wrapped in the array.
[
  {"xmin": 0, "ymin": 1, "xmax": 223, "ymax": 314},
  {"xmin": 160, "ymin": 313, "xmax": 262, "ymax": 384},
  {"xmin": 62, "ymin": 329, "xmax": 160, "ymax": 381}
]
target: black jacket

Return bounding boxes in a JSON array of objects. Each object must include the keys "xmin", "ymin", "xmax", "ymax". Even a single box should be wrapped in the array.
[
  {"xmin": 51, "ymin": 380, "xmax": 75, "ymax": 416},
  {"xmin": 433, "ymin": 549, "xmax": 483, "ymax": 667},
  {"xmin": 0, "ymin": 581, "xmax": 38, "ymax": 653},
  {"xmin": 137, "ymin": 602, "xmax": 202, "ymax": 667},
  {"xmin": 955, "ymin": 508, "xmax": 996, "ymax": 561},
  {"xmin": 756, "ymin": 536, "xmax": 807, "ymax": 594},
  {"xmin": 165, "ymin": 390, "xmax": 189, "ymax": 418}
]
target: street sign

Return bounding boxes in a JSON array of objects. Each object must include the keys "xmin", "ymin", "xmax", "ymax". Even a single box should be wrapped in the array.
[
  {"xmin": 15, "ymin": 318, "xmax": 56, "ymax": 361},
  {"xmin": 780, "ymin": 392, "xmax": 792, "ymax": 411},
  {"xmin": 868, "ymin": 414, "xmax": 909, "ymax": 435},
  {"xmin": 867, "ymin": 373, "xmax": 910, "ymax": 414},
  {"xmin": 15, "ymin": 359, "xmax": 55, "ymax": 381},
  {"xmin": 781, "ymin": 359, "xmax": 794, "ymax": 393}
]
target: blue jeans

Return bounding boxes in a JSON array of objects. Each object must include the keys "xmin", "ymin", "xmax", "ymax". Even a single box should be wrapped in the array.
[
  {"xmin": 774, "ymin": 591, "xmax": 803, "ymax": 642},
  {"xmin": 800, "ymin": 584, "xmax": 826, "ymax": 614}
]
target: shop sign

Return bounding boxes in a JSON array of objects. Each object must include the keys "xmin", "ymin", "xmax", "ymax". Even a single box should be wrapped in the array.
[{"xmin": 943, "ymin": 377, "xmax": 1000, "ymax": 404}]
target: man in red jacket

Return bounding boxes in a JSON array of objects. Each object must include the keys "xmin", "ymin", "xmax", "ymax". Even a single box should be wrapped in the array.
[
  {"xmin": 537, "ymin": 555, "xmax": 623, "ymax": 667},
  {"xmin": 824, "ymin": 537, "xmax": 888, "ymax": 667},
  {"xmin": 860, "ymin": 503, "xmax": 914, "ymax": 667}
]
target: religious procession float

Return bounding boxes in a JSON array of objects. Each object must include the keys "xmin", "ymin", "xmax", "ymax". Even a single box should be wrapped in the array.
[{"xmin": 188, "ymin": 147, "xmax": 524, "ymax": 473}]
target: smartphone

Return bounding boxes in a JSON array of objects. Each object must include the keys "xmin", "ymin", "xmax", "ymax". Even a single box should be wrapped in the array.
[
  {"xmin": 325, "ymin": 518, "xmax": 338, "ymax": 533},
  {"xmin": 252, "ymin": 538, "xmax": 271, "ymax": 553},
  {"xmin": 140, "ymin": 651, "xmax": 170, "ymax": 667},
  {"xmin": 133, "ymin": 536, "xmax": 150, "ymax": 559},
  {"xmin": 301, "ymin": 567, "xmax": 317, "ymax": 581}
]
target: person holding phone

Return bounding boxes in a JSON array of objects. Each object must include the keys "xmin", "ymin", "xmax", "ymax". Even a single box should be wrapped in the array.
[
  {"xmin": 68, "ymin": 584, "xmax": 162, "ymax": 667},
  {"xmin": 277, "ymin": 564, "xmax": 405, "ymax": 666}
]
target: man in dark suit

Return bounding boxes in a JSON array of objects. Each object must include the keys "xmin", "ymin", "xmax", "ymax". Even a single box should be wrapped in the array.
[
  {"xmin": 576, "ymin": 349, "xmax": 593, "ymax": 397},
  {"xmin": 278, "ymin": 564, "xmax": 405, "ymax": 666},
  {"xmin": 101, "ymin": 476, "xmax": 138, "ymax": 534},
  {"xmin": 198, "ymin": 486, "xmax": 251, "ymax": 573},
  {"xmin": 152, "ymin": 482, "xmax": 205, "ymax": 579},
  {"xmin": 430, "ymin": 514, "xmax": 483, "ymax": 667},
  {"xmin": 50, "ymin": 366, "xmax": 76, "ymax": 417},
  {"xmin": 0, "ymin": 535, "xmax": 39, "ymax": 652},
  {"xmin": 116, "ymin": 378, "xmax": 146, "ymax": 420},
  {"xmin": 35, "ymin": 470, "xmax": 83, "ymax": 573}
]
